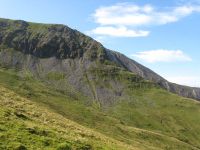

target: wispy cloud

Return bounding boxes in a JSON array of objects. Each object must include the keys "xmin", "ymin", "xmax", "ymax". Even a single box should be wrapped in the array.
[
  {"xmin": 132, "ymin": 49, "xmax": 192, "ymax": 63},
  {"xmin": 89, "ymin": 3, "xmax": 200, "ymax": 38},
  {"xmin": 93, "ymin": 4, "xmax": 153, "ymax": 26},
  {"xmin": 90, "ymin": 26, "xmax": 149, "ymax": 37}
]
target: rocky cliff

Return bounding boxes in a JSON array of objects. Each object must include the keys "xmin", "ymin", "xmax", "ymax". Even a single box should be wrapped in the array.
[{"xmin": 0, "ymin": 18, "xmax": 199, "ymax": 103}]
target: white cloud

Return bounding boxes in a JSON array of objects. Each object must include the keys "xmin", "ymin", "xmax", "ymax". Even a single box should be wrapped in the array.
[
  {"xmin": 166, "ymin": 76, "xmax": 200, "ymax": 87},
  {"xmin": 94, "ymin": 4, "xmax": 153, "ymax": 26},
  {"xmin": 93, "ymin": 3, "xmax": 200, "ymax": 26},
  {"xmin": 90, "ymin": 26, "xmax": 149, "ymax": 37},
  {"xmin": 90, "ymin": 3, "xmax": 200, "ymax": 37},
  {"xmin": 132, "ymin": 49, "xmax": 192, "ymax": 63}
]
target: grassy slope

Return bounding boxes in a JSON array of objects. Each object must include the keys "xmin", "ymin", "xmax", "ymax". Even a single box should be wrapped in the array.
[
  {"xmin": 0, "ymin": 85, "xmax": 137, "ymax": 150},
  {"xmin": 0, "ymin": 67, "xmax": 200, "ymax": 149}
]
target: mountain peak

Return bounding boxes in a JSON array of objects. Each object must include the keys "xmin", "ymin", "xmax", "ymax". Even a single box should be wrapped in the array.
[
  {"xmin": 0, "ymin": 18, "xmax": 106, "ymax": 61},
  {"xmin": 0, "ymin": 18, "xmax": 200, "ymax": 101}
]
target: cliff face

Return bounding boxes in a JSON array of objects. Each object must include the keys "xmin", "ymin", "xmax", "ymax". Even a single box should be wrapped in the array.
[
  {"xmin": 106, "ymin": 50, "xmax": 200, "ymax": 100},
  {"xmin": 0, "ymin": 18, "xmax": 106, "ymax": 60},
  {"xmin": 0, "ymin": 18, "xmax": 199, "ymax": 102}
]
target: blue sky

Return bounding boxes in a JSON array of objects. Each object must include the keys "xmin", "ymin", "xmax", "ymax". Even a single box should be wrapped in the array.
[{"xmin": 0, "ymin": 0, "xmax": 200, "ymax": 87}]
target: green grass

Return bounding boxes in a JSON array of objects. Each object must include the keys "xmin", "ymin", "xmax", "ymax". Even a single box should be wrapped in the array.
[
  {"xmin": 46, "ymin": 72, "xmax": 65, "ymax": 81},
  {"xmin": 1, "ymin": 68, "xmax": 200, "ymax": 149},
  {"xmin": 108, "ymin": 88, "xmax": 200, "ymax": 147},
  {"xmin": 1, "ymin": 18, "xmax": 200, "ymax": 149},
  {"xmin": 0, "ymin": 85, "xmax": 135, "ymax": 150},
  {"xmin": 88, "ymin": 65, "xmax": 155, "ymax": 89}
]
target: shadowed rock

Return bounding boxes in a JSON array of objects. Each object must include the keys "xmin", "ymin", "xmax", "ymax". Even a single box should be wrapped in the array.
[{"xmin": 0, "ymin": 18, "xmax": 199, "ymax": 102}]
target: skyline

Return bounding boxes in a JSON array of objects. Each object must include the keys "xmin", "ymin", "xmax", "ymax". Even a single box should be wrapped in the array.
[{"xmin": 0, "ymin": 0, "xmax": 199, "ymax": 87}]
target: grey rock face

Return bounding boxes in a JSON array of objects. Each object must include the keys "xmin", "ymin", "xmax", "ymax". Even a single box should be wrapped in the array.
[
  {"xmin": 0, "ymin": 18, "xmax": 107, "ymax": 61},
  {"xmin": 106, "ymin": 50, "xmax": 200, "ymax": 100},
  {"xmin": 0, "ymin": 18, "xmax": 200, "ymax": 101}
]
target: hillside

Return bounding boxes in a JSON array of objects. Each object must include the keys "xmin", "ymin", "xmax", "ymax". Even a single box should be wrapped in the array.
[
  {"xmin": 1, "ymin": 68, "xmax": 200, "ymax": 150},
  {"xmin": 1, "ymin": 18, "xmax": 200, "ymax": 150},
  {"xmin": 0, "ymin": 18, "xmax": 199, "ymax": 101},
  {"xmin": 0, "ymin": 85, "xmax": 135, "ymax": 150}
]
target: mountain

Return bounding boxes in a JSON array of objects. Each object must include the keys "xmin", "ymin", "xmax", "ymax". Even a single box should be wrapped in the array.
[
  {"xmin": 107, "ymin": 50, "xmax": 200, "ymax": 100},
  {"xmin": 0, "ymin": 18, "xmax": 199, "ymax": 103},
  {"xmin": 1, "ymin": 18, "xmax": 200, "ymax": 149}
]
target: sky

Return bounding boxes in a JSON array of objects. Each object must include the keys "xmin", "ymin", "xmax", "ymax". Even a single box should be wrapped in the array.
[{"xmin": 0, "ymin": 0, "xmax": 200, "ymax": 87}]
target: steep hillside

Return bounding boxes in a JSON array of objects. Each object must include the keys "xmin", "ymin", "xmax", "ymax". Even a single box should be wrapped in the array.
[
  {"xmin": 0, "ymin": 18, "xmax": 199, "ymax": 102},
  {"xmin": 0, "ymin": 85, "xmax": 136, "ymax": 150},
  {"xmin": 1, "ymin": 18, "xmax": 200, "ymax": 150},
  {"xmin": 107, "ymin": 51, "xmax": 200, "ymax": 100},
  {"xmin": 1, "ymin": 67, "xmax": 200, "ymax": 149}
]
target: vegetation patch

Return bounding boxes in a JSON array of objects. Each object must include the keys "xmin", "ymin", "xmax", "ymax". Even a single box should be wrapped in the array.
[{"xmin": 46, "ymin": 72, "xmax": 65, "ymax": 81}]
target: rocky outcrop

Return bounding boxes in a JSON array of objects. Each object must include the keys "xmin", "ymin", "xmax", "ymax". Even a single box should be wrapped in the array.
[
  {"xmin": 106, "ymin": 50, "xmax": 200, "ymax": 100},
  {"xmin": 0, "ymin": 18, "xmax": 107, "ymax": 60},
  {"xmin": 0, "ymin": 18, "xmax": 200, "ymax": 101}
]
